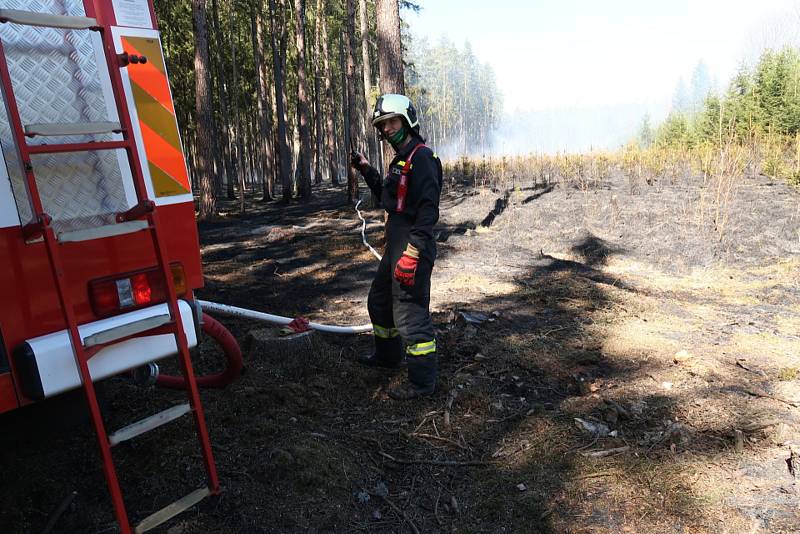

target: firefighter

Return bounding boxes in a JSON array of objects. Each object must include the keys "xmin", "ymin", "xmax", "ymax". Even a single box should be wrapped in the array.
[{"xmin": 350, "ymin": 93, "xmax": 443, "ymax": 400}]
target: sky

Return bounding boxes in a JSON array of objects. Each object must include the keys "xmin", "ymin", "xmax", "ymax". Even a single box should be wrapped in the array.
[{"xmin": 405, "ymin": 0, "xmax": 800, "ymax": 153}]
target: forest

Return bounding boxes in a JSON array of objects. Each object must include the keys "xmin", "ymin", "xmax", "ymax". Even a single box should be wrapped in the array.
[
  {"xmin": 645, "ymin": 47, "xmax": 800, "ymax": 182},
  {"xmin": 154, "ymin": 0, "xmax": 501, "ymax": 218}
]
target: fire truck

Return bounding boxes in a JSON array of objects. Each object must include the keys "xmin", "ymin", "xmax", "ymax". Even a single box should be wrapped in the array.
[{"xmin": 0, "ymin": 1, "xmax": 222, "ymax": 531}]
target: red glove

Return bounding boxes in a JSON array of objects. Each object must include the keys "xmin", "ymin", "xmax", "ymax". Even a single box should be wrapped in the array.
[{"xmin": 394, "ymin": 245, "xmax": 419, "ymax": 286}]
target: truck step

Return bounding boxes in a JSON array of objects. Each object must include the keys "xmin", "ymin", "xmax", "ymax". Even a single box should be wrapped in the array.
[
  {"xmin": 83, "ymin": 314, "xmax": 171, "ymax": 348},
  {"xmin": 109, "ymin": 403, "xmax": 191, "ymax": 446},
  {"xmin": 134, "ymin": 487, "xmax": 211, "ymax": 533},
  {"xmin": 24, "ymin": 121, "xmax": 122, "ymax": 137},
  {"xmin": 58, "ymin": 220, "xmax": 149, "ymax": 243},
  {"xmin": 0, "ymin": 9, "xmax": 97, "ymax": 30}
]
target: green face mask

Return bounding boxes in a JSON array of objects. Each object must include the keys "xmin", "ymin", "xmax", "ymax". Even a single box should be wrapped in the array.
[{"xmin": 387, "ymin": 125, "xmax": 407, "ymax": 146}]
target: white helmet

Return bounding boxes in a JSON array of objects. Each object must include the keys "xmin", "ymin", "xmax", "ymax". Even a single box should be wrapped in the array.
[{"xmin": 372, "ymin": 93, "xmax": 419, "ymax": 129}]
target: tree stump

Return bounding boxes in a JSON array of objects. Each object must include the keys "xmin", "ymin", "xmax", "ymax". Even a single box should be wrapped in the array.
[{"xmin": 244, "ymin": 328, "xmax": 340, "ymax": 381}]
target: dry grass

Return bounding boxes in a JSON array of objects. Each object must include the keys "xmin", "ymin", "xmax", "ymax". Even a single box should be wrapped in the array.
[{"xmin": 438, "ymin": 272, "xmax": 518, "ymax": 296}]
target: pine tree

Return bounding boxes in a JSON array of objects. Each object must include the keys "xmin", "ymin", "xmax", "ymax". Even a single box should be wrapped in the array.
[{"xmin": 193, "ymin": 0, "xmax": 216, "ymax": 219}]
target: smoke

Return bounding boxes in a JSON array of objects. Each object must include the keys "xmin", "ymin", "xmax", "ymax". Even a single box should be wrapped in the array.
[
  {"xmin": 482, "ymin": 101, "xmax": 670, "ymax": 158},
  {"xmin": 424, "ymin": 139, "xmax": 468, "ymax": 161},
  {"xmin": 428, "ymin": 101, "xmax": 671, "ymax": 162}
]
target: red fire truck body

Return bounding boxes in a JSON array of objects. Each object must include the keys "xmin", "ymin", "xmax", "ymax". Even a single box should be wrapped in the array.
[{"xmin": 0, "ymin": 0, "xmax": 203, "ymax": 413}]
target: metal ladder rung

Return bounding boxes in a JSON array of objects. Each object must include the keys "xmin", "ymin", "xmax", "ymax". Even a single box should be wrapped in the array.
[
  {"xmin": 58, "ymin": 220, "xmax": 149, "ymax": 243},
  {"xmin": 83, "ymin": 314, "xmax": 171, "ymax": 348},
  {"xmin": 24, "ymin": 121, "xmax": 121, "ymax": 137},
  {"xmin": 134, "ymin": 487, "xmax": 211, "ymax": 534},
  {"xmin": 109, "ymin": 403, "xmax": 191, "ymax": 446},
  {"xmin": 0, "ymin": 9, "xmax": 98, "ymax": 30}
]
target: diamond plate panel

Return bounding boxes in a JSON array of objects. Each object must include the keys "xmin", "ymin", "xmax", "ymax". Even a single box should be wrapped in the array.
[{"xmin": 0, "ymin": 0, "xmax": 130, "ymax": 230}]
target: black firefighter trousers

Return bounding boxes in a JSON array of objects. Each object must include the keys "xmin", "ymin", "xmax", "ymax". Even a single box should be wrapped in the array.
[{"xmin": 367, "ymin": 218, "xmax": 437, "ymax": 390}]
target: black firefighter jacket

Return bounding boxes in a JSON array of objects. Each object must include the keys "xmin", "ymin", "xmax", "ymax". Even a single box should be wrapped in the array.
[{"xmin": 361, "ymin": 141, "xmax": 443, "ymax": 261}]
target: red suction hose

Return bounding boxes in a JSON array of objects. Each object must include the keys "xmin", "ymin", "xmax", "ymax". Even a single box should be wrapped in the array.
[{"xmin": 156, "ymin": 313, "xmax": 242, "ymax": 389}]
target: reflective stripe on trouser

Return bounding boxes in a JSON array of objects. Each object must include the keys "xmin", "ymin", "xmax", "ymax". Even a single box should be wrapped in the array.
[
  {"xmin": 407, "ymin": 340, "xmax": 436, "ymax": 356},
  {"xmin": 372, "ymin": 323, "xmax": 399, "ymax": 339}
]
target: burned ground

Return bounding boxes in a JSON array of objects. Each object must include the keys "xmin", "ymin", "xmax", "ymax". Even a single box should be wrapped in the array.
[{"xmin": 1, "ymin": 169, "xmax": 799, "ymax": 533}]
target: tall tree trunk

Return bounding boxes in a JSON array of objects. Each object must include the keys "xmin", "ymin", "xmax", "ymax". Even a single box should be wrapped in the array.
[
  {"xmin": 269, "ymin": 0, "xmax": 293, "ymax": 202},
  {"xmin": 462, "ymin": 59, "xmax": 470, "ymax": 155},
  {"xmin": 247, "ymin": 119, "xmax": 257, "ymax": 186},
  {"xmin": 359, "ymin": 0, "xmax": 377, "ymax": 162},
  {"xmin": 359, "ymin": 0, "xmax": 381, "ymax": 206},
  {"xmin": 187, "ymin": 133, "xmax": 196, "ymax": 189},
  {"xmin": 345, "ymin": 0, "xmax": 359, "ymax": 202},
  {"xmin": 376, "ymin": 0, "xmax": 404, "ymax": 169},
  {"xmin": 340, "ymin": 36, "xmax": 351, "ymax": 196},
  {"xmin": 294, "ymin": 0, "xmax": 312, "ymax": 199},
  {"xmin": 225, "ymin": 124, "xmax": 235, "ymax": 198},
  {"xmin": 253, "ymin": 8, "xmax": 275, "ymax": 200},
  {"xmin": 212, "ymin": 0, "xmax": 236, "ymax": 201},
  {"xmin": 292, "ymin": 106, "xmax": 300, "ymax": 185},
  {"xmin": 208, "ymin": 51, "xmax": 223, "ymax": 196},
  {"xmin": 281, "ymin": 27, "xmax": 292, "ymax": 186},
  {"xmin": 194, "ymin": 0, "xmax": 216, "ymax": 219},
  {"xmin": 312, "ymin": 0, "xmax": 323, "ymax": 185},
  {"xmin": 229, "ymin": 7, "xmax": 246, "ymax": 212},
  {"xmin": 320, "ymin": 2, "xmax": 338, "ymax": 184}
]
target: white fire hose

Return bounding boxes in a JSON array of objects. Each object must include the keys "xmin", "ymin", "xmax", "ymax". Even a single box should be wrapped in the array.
[
  {"xmin": 197, "ymin": 300, "xmax": 372, "ymax": 334},
  {"xmin": 356, "ymin": 198, "xmax": 383, "ymax": 261},
  {"xmin": 198, "ymin": 196, "xmax": 378, "ymax": 335}
]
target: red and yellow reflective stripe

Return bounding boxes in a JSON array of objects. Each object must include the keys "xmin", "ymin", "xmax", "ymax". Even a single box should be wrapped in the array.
[
  {"xmin": 123, "ymin": 38, "xmax": 175, "ymax": 114},
  {"xmin": 122, "ymin": 36, "xmax": 190, "ymax": 197}
]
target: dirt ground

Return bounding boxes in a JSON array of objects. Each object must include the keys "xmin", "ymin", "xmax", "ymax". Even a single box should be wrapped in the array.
[{"xmin": 1, "ymin": 168, "xmax": 800, "ymax": 533}]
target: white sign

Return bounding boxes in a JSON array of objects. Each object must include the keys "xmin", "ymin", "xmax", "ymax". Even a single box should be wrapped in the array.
[{"xmin": 112, "ymin": 0, "xmax": 153, "ymax": 29}]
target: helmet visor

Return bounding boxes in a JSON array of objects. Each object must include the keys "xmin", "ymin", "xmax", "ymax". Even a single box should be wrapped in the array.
[
  {"xmin": 372, "ymin": 112, "xmax": 402, "ymax": 127},
  {"xmin": 372, "ymin": 94, "xmax": 412, "ymax": 126}
]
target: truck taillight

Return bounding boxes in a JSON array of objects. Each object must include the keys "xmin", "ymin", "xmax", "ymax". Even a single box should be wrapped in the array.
[{"xmin": 89, "ymin": 264, "xmax": 187, "ymax": 317}]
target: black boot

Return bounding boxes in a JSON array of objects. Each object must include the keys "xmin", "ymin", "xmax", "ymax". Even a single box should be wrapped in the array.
[
  {"xmin": 388, "ymin": 352, "xmax": 437, "ymax": 400},
  {"xmin": 357, "ymin": 336, "xmax": 403, "ymax": 369}
]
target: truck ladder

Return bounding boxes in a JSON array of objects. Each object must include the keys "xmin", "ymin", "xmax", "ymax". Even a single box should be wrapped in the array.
[{"xmin": 0, "ymin": 5, "xmax": 219, "ymax": 533}]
